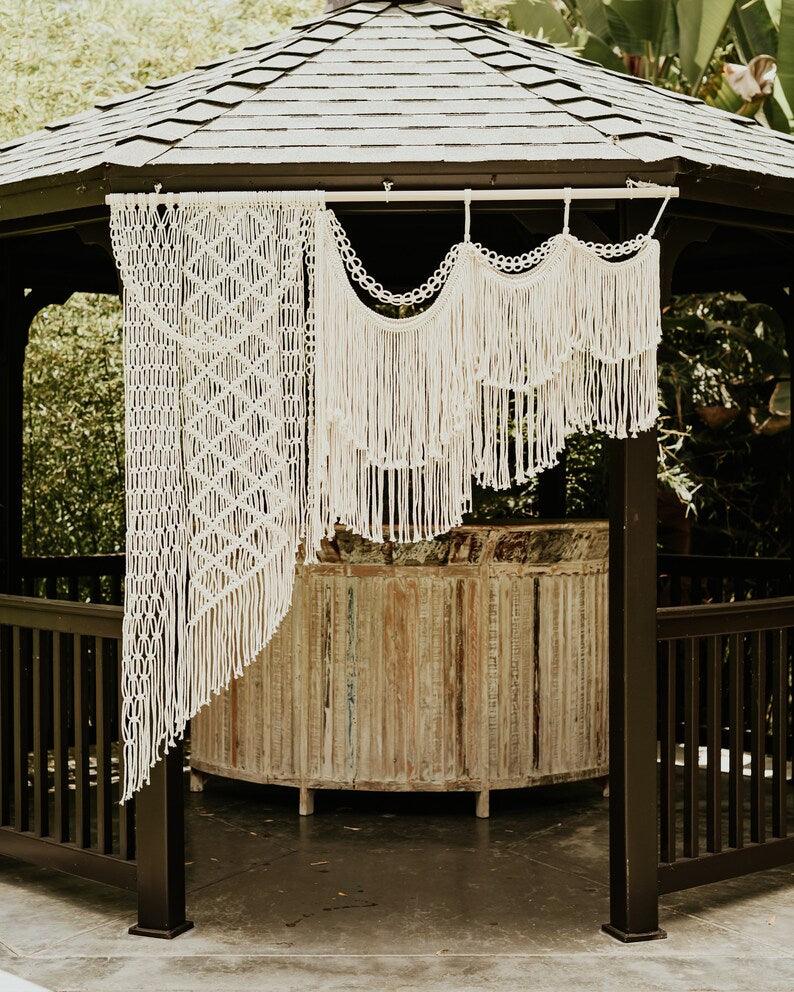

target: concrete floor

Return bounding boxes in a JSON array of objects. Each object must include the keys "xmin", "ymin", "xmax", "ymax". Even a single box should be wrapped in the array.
[{"xmin": 1, "ymin": 779, "xmax": 794, "ymax": 992}]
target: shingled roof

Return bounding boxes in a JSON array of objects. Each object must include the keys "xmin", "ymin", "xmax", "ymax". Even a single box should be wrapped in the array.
[{"xmin": 2, "ymin": 0, "xmax": 794, "ymax": 225}]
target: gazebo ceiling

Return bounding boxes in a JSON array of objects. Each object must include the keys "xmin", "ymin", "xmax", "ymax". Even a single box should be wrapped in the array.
[{"xmin": 2, "ymin": 0, "xmax": 794, "ymax": 228}]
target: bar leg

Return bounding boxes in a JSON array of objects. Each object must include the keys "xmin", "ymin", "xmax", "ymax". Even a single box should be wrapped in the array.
[
  {"xmin": 130, "ymin": 743, "xmax": 193, "ymax": 939},
  {"xmin": 189, "ymin": 768, "xmax": 206, "ymax": 794},
  {"xmin": 299, "ymin": 785, "xmax": 315, "ymax": 816},
  {"xmin": 475, "ymin": 789, "xmax": 490, "ymax": 819},
  {"xmin": 602, "ymin": 431, "xmax": 666, "ymax": 943}
]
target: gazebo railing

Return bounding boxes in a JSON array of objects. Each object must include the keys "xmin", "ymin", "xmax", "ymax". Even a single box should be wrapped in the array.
[
  {"xmin": 0, "ymin": 593, "xmax": 190, "ymax": 937},
  {"xmin": 656, "ymin": 595, "xmax": 794, "ymax": 894}
]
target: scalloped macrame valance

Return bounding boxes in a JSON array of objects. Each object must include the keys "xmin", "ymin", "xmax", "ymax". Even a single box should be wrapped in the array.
[{"xmin": 108, "ymin": 190, "xmax": 662, "ymax": 799}]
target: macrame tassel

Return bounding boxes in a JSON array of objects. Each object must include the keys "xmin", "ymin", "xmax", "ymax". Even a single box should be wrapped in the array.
[
  {"xmin": 313, "ymin": 214, "xmax": 661, "ymax": 556},
  {"xmin": 310, "ymin": 210, "xmax": 480, "ymax": 551},
  {"xmin": 109, "ymin": 195, "xmax": 187, "ymax": 803}
]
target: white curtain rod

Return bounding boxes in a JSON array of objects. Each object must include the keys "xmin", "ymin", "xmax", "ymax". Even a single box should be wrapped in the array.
[
  {"xmin": 325, "ymin": 185, "xmax": 679, "ymax": 203},
  {"xmin": 107, "ymin": 184, "xmax": 679, "ymax": 206}
]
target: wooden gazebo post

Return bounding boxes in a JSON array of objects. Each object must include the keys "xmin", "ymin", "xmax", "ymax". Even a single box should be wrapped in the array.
[{"xmin": 604, "ymin": 428, "xmax": 665, "ymax": 941}]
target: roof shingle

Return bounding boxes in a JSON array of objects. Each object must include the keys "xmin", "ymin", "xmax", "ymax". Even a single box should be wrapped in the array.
[{"xmin": 2, "ymin": 0, "xmax": 793, "ymax": 195}]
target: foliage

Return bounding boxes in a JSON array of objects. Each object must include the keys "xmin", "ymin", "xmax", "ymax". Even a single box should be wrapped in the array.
[
  {"xmin": 508, "ymin": 0, "xmax": 794, "ymax": 129},
  {"xmin": 656, "ymin": 293, "xmax": 791, "ymax": 555},
  {"xmin": 0, "ymin": 0, "xmax": 323, "ymax": 140},
  {"xmin": 24, "ymin": 295, "xmax": 125, "ymax": 555},
  {"xmin": 507, "ymin": 0, "xmax": 792, "ymax": 556}
]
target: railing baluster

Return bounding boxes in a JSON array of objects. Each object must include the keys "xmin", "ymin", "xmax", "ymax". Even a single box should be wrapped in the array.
[
  {"xmin": 96, "ymin": 636, "xmax": 112, "ymax": 854},
  {"xmin": 684, "ymin": 637, "xmax": 699, "ymax": 858},
  {"xmin": 67, "ymin": 576, "xmax": 78, "ymax": 602},
  {"xmin": 117, "ymin": 638, "xmax": 135, "ymax": 860},
  {"xmin": 52, "ymin": 631, "xmax": 69, "ymax": 842},
  {"xmin": 90, "ymin": 575, "xmax": 102, "ymax": 605},
  {"xmin": 728, "ymin": 632, "xmax": 744, "ymax": 848},
  {"xmin": 772, "ymin": 628, "xmax": 787, "ymax": 838},
  {"xmin": 750, "ymin": 630, "xmax": 766, "ymax": 844},
  {"xmin": 32, "ymin": 629, "xmax": 49, "ymax": 837},
  {"xmin": 660, "ymin": 639, "xmax": 676, "ymax": 863},
  {"xmin": 706, "ymin": 635, "xmax": 722, "ymax": 853},
  {"xmin": 0, "ymin": 624, "xmax": 12, "ymax": 825},
  {"xmin": 12, "ymin": 626, "xmax": 29, "ymax": 832},
  {"xmin": 73, "ymin": 633, "xmax": 90, "ymax": 848}
]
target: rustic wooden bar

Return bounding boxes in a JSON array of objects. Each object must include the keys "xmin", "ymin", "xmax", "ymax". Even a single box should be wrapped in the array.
[{"xmin": 191, "ymin": 521, "xmax": 609, "ymax": 814}]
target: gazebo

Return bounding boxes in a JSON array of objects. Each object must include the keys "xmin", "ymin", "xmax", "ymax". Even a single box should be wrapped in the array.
[{"xmin": 0, "ymin": 0, "xmax": 792, "ymax": 945}]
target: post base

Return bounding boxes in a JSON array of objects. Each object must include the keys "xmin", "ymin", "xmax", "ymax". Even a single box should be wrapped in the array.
[
  {"xmin": 601, "ymin": 922, "xmax": 667, "ymax": 943},
  {"xmin": 129, "ymin": 920, "xmax": 194, "ymax": 940}
]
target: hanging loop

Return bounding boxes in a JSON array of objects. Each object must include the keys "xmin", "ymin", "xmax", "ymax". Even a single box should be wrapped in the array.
[
  {"xmin": 562, "ymin": 187, "xmax": 572, "ymax": 235},
  {"xmin": 464, "ymin": 189, "xmax": 472, "ymax": 242},
  {"xmin": 647, "ymin": 193, "xmax": 672, "ymax": 238}
]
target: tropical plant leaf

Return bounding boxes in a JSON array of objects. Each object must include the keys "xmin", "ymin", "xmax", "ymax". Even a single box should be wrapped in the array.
[
  {"xmin": 676, "ymin": 0, "xmax": 735, "ymax": 90},
  {"xmin": 776, "ymin": 0, "xmax": 794, "ymax": 110},
  {"xmin": 573, "ymin": 27, "xmax": 626, "ymax": 71},
  {"xmin": 769, "ymin": 379, "xmax": 791, "ymax": 416},
  {"xmin": 730, "ymin": 0, "xmax": 779, "ymax": 61},
  {"xmin": 608, "ymin": 0, "xmax": 670, "ymax": 41},
  {"xmin": 510, "ymin": 0, "xmax": 572, "ymax": 43},
  {"xmin": 763, "ymin": 92, "xmax": 792, "ymax": 129},
  {"xmin": 575, "ymin": 0, "xmax": 612, "ymax": 40}
]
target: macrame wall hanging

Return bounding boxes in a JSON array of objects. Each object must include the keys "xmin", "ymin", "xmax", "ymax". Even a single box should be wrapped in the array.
[{"xmin": 108, "ymin": 188, "xmax": 666, "ymax": 800}]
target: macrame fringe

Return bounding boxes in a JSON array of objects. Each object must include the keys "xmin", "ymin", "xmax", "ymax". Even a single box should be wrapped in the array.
[
  {"xmin": 308, "ymin": 210, "xmax": 661, "ymax": 557},
  {"xmin": 110, "ymin": 192, "xmax": 323, "ymax": 801},
  {"xmin": 109, "ymin": 192, "xmax": 661, "ymax": 801}
]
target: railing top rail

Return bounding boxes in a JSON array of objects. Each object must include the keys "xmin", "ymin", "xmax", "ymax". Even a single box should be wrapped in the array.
[
  {"xmin": 657, "ymin": 554, "xmax": 792, "ymax": 580},
  {"xmin": 0, "ymin": 594, "xmax": 123, "ymax": 638},
  {"xmin": 19, "ymin": 554, "xmax": 125, "ymax": 578},
  {"xmin": 657, "ymin": 595, "xmax": 794, "ymax": 640}
]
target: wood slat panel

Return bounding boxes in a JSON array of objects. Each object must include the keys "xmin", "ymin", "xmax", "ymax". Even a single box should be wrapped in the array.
[{"xmin": 191, "ymin": 524, "xmax": 608, "ymax": 797}]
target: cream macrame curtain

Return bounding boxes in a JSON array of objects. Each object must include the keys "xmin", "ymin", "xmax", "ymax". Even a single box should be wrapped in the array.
[{"xmin": 108, "ymin": 190, "xmax": 662, "ymax": 800}]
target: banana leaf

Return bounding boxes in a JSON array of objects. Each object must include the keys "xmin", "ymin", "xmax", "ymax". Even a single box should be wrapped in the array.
[
  {"xmin": 730, "ymin": 0, "xmax": 779, "ymax": 60},
  {"xmin": 776, "ymin": 0, "xmax": 794, "ymax": 111},
  {"xmin": 573, "ymin": 27, "xmax": 626, "ymax": 71},
  {"xmin": 511, "ymin": 0, "xmax": 572, "ymax": 43},
  {"xmin": 676, "ymin": 0, "xmax": 735, "ymax": 90},
  {"xmin": 606, "ymin": 0, "xmax": 678, "ymax": 56}
]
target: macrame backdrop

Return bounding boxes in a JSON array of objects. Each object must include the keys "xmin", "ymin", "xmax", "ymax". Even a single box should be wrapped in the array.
[{"xmin": 108, "ymin": 190, "xmax": 662, "ymax": 800}]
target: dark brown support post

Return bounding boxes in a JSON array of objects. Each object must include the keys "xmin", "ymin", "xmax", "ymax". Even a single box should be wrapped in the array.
[
  {"xmin": 0, "ymin": 250, "xmax": 26, "ymax": 596},
  {"xmin": 602, "ymin": 429, "xmax": 666, "ymax": 942},
  {"xmin": 129, "ymin": 743, "xmax": 193, "ymax": 939}
]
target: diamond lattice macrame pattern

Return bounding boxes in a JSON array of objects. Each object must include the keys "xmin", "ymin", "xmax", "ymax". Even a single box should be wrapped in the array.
[{"xmin": 110, "ymin": 193, "xmax": 321, "ymax": 799}]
